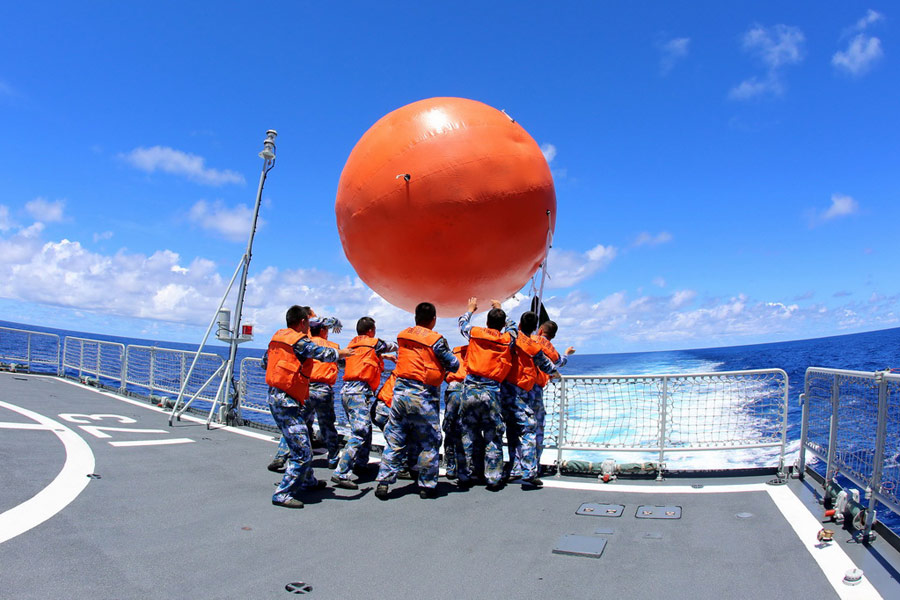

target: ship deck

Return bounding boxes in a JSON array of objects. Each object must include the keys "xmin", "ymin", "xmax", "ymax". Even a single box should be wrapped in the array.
[{"xmin": 1, "ymin": 373, "xmax": 898, "ymax": 599}]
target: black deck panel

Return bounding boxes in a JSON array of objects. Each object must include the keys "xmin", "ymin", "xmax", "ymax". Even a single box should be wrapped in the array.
[{"xmin": 0, "ymin": 374, "xmax": 883, "ymax": 599}]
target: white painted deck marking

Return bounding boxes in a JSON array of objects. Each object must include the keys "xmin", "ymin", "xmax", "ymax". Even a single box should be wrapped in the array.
[
  {"xmin": 109, "ymin": 438, "xmax": 195, "ymax": 447},
  {"xmin": 766, "ymin": 485, "xmax": 882, "ymax": 599},
  {"xmin": 0, "ymin": 401, "xmax": 95, "ymax": 545},
  {"xmin": 53, "ymin": 377, "xmax": 278, "ymax": 443},
  {"xmin": 78, "ymin": 425, "xmax": 170, "ymax": 439},
  {"xmin": 0, "ymin": 422, "xmax": 55, "ymax": 431}
]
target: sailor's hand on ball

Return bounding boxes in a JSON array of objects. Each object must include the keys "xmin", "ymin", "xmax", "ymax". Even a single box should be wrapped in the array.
[{"xmin": 467, "ymin": 297, "xmax": 478, "ymax": 313}]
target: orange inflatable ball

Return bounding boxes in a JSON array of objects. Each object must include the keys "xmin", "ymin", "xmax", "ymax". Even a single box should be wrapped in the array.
[{"xmin": 335, "ymin": 97, "xmax": 556, "ymax": 316}]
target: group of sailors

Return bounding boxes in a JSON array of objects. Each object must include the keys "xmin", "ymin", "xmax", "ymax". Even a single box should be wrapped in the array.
[{"xmin": 262, "ymin": 300, "xmax": 574, "ymax": 508}]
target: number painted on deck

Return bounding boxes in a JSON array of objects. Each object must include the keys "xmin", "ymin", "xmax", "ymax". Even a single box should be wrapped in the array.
[{"xmin": 57, "ymin": 413, "xmax": 193, "ymax": 447}]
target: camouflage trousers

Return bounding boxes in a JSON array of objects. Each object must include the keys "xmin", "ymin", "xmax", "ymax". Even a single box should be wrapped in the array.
[
  {"xmin": 333, "ymin": 389, "xmax": 373, "ymax": 480},
  {"xmin": 371, "ymin": 399, "xmax": 391, "ymax": 432},
  {"xmin": 442, "ymin": 381, "xmax": 465, "ymax": 476},
  {"xmin": 501, "ymin": 382, "xmax": 539, "ymax": 481},
  {"xmin": 376, "ymin": 379, "xmax": 442, "ymax": 489},
  {"xmin": 459, "ymin": 381, "xmax": 505, "ymax": 486},
  {"xmin": 531, "ymin": 385, "xmax": 547, "ymax": 465},
  {"xmin": 268, "ymin": 397, "xmax": 320, "ymax": 503},
  {"xmin": 275, "ymin": 385, "xmax": 340, "ymax": 467}
]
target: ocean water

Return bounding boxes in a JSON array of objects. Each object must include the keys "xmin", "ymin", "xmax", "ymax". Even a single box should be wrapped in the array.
[{"xmin": 2, "ymin": 319, "xmax": 898, "ymax": 531}]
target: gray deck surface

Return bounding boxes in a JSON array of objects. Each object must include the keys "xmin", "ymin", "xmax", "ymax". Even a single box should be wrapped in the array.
[{"xmin": 1, "ymin": 373, "xmax": 897, "ymax": 599}]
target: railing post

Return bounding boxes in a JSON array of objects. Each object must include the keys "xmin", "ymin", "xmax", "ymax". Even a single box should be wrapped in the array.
[
  {"xmin": 119, "ymin": 344, "xmax": 127, "ymax": 392},
  {"xmin": 556, "ymin": 378, "xmax": 567, "ymax": 477},
  {"xmin": 778, "ymin": 371, "xmax": 789, "ymax": 476},
  {"xmin": 26, "ymin": 332, "xmax": 32, "ymax": 371},
  {"xmin": 658, "ymin": 376, "xmax": 668, "ymax": 481},
  {"xmin": 798, "ymin": 384, "xmax": 808, "ymax": 479},
  {"xmin": 56, "ymin": 334, "xmax": 62, "ymax": 376},
  {"xmin": 865, "ymin": 371, "xmax": 890, "ymax": 543},
  {"xmin": 78, "ymin": 340, "xmax": 84, "ymax": 379},
  {"xmin": 149, "ymin": 348, "xmax": 156, "ymax": 393},
  {"xmin": 825, "ymin": 374, "xmax": 841, "ymax": 484}
]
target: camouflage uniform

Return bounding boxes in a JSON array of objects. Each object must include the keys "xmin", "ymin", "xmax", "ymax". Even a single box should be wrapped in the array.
[
  {"xmin": 266, "ymin": 337, "xmax": 339, "ymax": 504},
  {"xmin": 305, "ymin": 383, "xmax": 340, "ymax": 467},
  {"xmin": 332, "ymin": 339, "xmax": 397, "ymax": 482},
  {"xmin": 441, "ymin": 381, "xmax": 465, "ymax": 477},
  {"xmin": 532, "ymin": 351, "xmax": 568, "ymax": 465},
  {"xmin": 457, "ymin": 312, "xmax": 517, "ymax": 486},
  {"xmin": 376, "ymin": 338, "xmax": 458, "ymax": 491}
]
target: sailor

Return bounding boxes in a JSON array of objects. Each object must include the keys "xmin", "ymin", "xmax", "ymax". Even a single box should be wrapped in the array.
[
  {"xmin": 456, "ymin": 297, "xmax": 517, "ymax": 491},
  {"xmin": 305, "ymin": 318, "xmax": 343, "ymax": 468},
  {"xmin": 531, "ymin": 320, "xmax": 575, "ymax": 468},
  {"xmin": 441, "ymin": 345, "xmax": 468, "ymax": 480},
  {"xmin": 265, "ymin": 305, "xmax": 351, "ymax": 508},
  {"xmin": 373, "ymin": 372, "xmax": 420, "ymax": 480},
  {"xmin": 500, "ymin": 311, "xmax": 558, "ymax": 487},
  {"xmin": 374, "ymin": 302, "xmax": 459, "ymax": 499},
  {"xmin": 331, "ymin": 317, "xmax": 397, "ymax": 490},
  {"xmin": 268, "ymin": 316, "xmax": 343, "ymax": 473}
]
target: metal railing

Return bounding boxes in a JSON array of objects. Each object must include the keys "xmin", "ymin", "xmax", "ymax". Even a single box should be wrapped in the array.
[
  {"xmin": 239, "ymin": 357, "xmax": 269, "ymax": 415},
  {"xmin": 799, "ymin": 367, "xmax": 900, "ymax": 540},
  {"xmin": 125, "ymin": 345, "xmax": 226, "ymax": 405},
  {"xmin": 62, "ymin": 336, "xmax": 126, "ymax": 387},
  {"xmin": 0, "ymin": 326, "xmax": 61, "ymax": 374},
  {"xmin": 546, "ymin": 369, "xmax": 790, "ymax": 474}
]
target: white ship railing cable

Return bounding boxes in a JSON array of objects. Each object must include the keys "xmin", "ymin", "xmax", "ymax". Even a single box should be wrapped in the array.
[
  {"xmin": 799, "ymin": 367, "xmax": 900, "ymax": 542},
  {"xmin": 124, "ymin": 345, "xmax": 227, "ymax": 415},
  {"xmin": 62, "ymin": 336, "xmax": 126, "ymax": 388},
  {"xmin": 547, "ymin": 369, "xmax": 790, "ymax": 478},
  {"xmin": 0, "ymin": 326, "xmax": 60, "ymax": 374}
]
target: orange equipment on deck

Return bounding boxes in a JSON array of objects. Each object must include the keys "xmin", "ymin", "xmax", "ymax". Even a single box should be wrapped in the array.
[{"xmin": 335, "ymin": 97, "xmax": 556, "ymax": 316}]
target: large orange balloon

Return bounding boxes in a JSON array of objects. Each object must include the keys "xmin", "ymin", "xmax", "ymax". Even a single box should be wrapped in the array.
[{"xmin": 335, "ymin": 97, "xmax": 556, "ymax": 316}]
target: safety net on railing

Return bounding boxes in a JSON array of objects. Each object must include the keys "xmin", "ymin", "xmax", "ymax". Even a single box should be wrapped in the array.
[
  {"xmin": 62, "ymin": 337, "xmax": 125, "ymax": 386},
  {"xmin": 0, "ymin": 327, "xmax": 60, "ymax": 374},
  {"xmin": 125, "ymin": 345, "xmax": 225, "ymax": 404},
  {"xmin": 550, "ymin": 370, "xmax": 788, "ymax": 468}
]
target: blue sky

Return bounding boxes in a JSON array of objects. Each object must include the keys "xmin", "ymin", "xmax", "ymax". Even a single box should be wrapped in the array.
[{"xmin": 0, "ymin": 2, "xmax": 897, "ymax": 353}]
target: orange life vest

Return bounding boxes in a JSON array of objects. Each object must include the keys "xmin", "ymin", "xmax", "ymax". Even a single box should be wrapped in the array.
[
  {"xmin": 466, "ymin": 327, "xmax": 513, "ymax": 383},
  {"xmin": 533, "ymin": 334, "xmax": 560, "ymax": 388},
  {"xmin": 393, "ymin": 326, "xmax": 446, "ymax": 387},
  {"xmin": 343, "ymin": 335, "xmax": 384, "ymax": 391},
  {"xmin": 505, "ymin": 333, "xmax": 543, "ymax": 392},
  {"xmin": 377, "ymin": 372, "xmax": 397, "ymax": 407},
  {"xmin": 265, "ymin": 328, "xmax": 314, "ymax": 402},
  {"xmin": 445, "ymin": 345, "xmax": 468, "ymax": 383},
  {"xmin": 309, "ymin": 336, "xmax": 340, "ymax": 385}
]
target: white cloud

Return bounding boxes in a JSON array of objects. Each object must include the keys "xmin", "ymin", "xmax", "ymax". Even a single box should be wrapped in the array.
[
  {"xmin": 121, "ymin": 146, "xmax": 244, "ymax": 186},
  {"xmin": 25, "ymin": 197, "xmax": 65, "ymax": 223},
  {"xmin": 633, "ymin": 231, "xmax": 673, "ymax": 247},
  {"xmin": 670, "ymin": 289, "xmax": 697, "ymax": 309},
  {"xmin": 730, "ymin": 24, "xmax": 804, "ymax": 99},
  {"xmin": 851, "ymin": 9, "xmax": 884, "ymax": 33},
  {"xmin": 660, "ymin": 37, "xmax": 690, "ymax": 73},
  {"xmin": 547, "ymin": 243, "xmax": 617, "ymax": 288},
  {"xmin": 652, "ymin": 276, "xmax": 666, "ymax": 288},
  {"xmin": 0, "ymin": 205, "xmax": 12, "ymax": 232},
  {"xmin": 540, "ymin": 143, "xmax": 557, "ymax": 164},
  {"xmin": 93, "ymin": 231, "xmax": 114, "ymax": 242},
  {"xmin": 833, "ymin": 34, "xmax": 883, "ymax": 75},
  {"xmin": 188, "ymin": 199, "xmax": 262, "ymax": 242},
  {"xmin": 822, "ymin": 193, "xmax": 859, "ymax": 220}
]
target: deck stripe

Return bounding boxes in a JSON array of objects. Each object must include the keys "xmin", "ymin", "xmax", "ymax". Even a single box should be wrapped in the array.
[
  {"xmin": 53, "ymin": 377, "xmax": 278, "ymax": 443},
  {"xmin": 0, "ymin": 401, "xmax": 96, "ymax": 545},
  {"xmin": 0, "ymin": 422, "xmax": 54, "ymax": 431},
  {"xmin": 109, "ymin": 438, "xmax": 195, "ymax": 447},
  {"xmin": 766, "ymin": 485, "xmax": 881, "ymax": 599}
]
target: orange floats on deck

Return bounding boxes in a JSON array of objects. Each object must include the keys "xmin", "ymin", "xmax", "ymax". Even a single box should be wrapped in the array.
[{"xmin": 335, "ymin": 97, "xmax": 556, "ymax": 316}]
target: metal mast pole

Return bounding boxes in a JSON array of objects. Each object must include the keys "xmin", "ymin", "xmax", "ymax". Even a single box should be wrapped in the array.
[{"xmin": 221, "ymin": 130, "xmax": 277, "ymax": 425}]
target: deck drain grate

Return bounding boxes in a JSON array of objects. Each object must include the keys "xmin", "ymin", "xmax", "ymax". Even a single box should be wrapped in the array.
[
  {"xmin": 635, "ymin": 505, "xmax": 681, "ymax": 519},
  {"xmin": 552, "ymin": 534, "xmax": 607, "ymax": 559},
  {"xmin": 86, "ymin": 473, "xmax": 101, "ymax": 479},
  {"xmin": 767, "ymin": 477, "xmax": 787, "ymax": 486},
  {"xmin": 285, "ymin": 582, "xmax": 313, "ymax": 594},
  {"xmin": 576, "ymin": 503, "xmax": 624, "ymax": 517}
]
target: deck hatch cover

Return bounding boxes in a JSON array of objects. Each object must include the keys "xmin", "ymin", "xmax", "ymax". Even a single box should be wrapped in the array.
[
  {"xmin": 552, "ymin": 535, "xmax": 607, "ymax": 559},
  {"xmin": 576, "ymin": 503, "xmax": 624, "ymax": 517},
  {"xmin": 635, "ymin": 505, "xmax": 682, "ymax": 519}
]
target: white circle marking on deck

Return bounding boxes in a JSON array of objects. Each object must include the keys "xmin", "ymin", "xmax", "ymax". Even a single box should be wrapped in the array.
[{"xmin": 0, "ymin": 400, "xmax": 96, "ymax": 545}]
